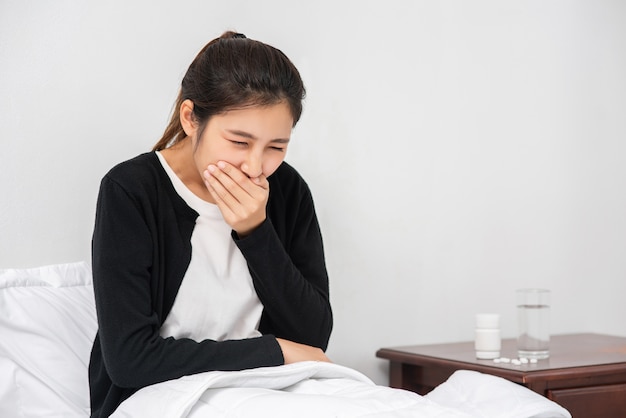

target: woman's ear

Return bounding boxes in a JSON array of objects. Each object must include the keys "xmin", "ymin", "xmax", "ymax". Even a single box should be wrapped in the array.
[{"xmin": 180, "ymin": 99, "xmax": 197, "ymax": 137}]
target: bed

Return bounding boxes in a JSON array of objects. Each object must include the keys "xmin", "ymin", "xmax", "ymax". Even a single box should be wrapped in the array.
[{"xmin": 0, "ymin": 262, "xmax": 572, "ymax": 418}]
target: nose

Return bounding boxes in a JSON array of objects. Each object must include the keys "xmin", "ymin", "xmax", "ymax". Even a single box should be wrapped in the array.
[{"xmin": 241, "ymin": 151, "xmax": 263, "ymax": 178}]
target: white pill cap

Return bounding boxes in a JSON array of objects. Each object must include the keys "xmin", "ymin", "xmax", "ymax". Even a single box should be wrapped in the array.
[{"xmin": 476, "ymin": 313, "xmax": 500, "ymax": 329}]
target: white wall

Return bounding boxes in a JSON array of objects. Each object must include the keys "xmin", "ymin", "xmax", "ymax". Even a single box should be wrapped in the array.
[{"xmin": 2, "ymin": 0, "xmax": 625, "ymax": 385}]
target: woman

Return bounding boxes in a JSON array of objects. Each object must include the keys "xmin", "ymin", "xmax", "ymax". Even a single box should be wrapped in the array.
[{"xmin": 89, "ymin": 31, "xmax": 332, "ymax": 417}]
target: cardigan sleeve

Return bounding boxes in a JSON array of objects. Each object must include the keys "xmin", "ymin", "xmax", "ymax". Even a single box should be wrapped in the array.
[
  {"xmin": 91, "ymin": 174, "xmax": 284, "ymax": 390},
  {"xmin": 233, "ymin": 179, "xmax": 333, "ymax": 351}
]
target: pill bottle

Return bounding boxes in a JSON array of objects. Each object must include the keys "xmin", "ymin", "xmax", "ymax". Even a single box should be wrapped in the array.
[{"xmin": 475, "ymin": 313, "xmax": 501, "ymax": 359}]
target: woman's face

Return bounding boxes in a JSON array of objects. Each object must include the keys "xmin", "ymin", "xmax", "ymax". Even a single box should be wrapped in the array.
[{"xmin": 191, "ymin": 101, "xmax": 294, "ymax": 181}]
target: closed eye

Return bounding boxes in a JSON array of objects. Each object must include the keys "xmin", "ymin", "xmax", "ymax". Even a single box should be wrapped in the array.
[{"xmin": 229, "ymin": 140, "xmax": 248, "ymax": 147}]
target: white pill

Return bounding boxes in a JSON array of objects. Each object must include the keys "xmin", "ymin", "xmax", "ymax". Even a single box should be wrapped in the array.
[
  {"xmin": 520, "ymin": 358, "xmax": 529, "ymax": 363},
  {"xmin": 500, "ymin": 357, "xmax": 511, "ymax": 363},
  {"xmin": 493, "ymin": 358, "xmax": 501, "ymax": 363},
  {"xmin": 530, "ymin": 358, "xmax": 538, "ymax": 363},
  {"xmin": 512, "ymin": 359, "xmax": 521, "ymax": 365}
]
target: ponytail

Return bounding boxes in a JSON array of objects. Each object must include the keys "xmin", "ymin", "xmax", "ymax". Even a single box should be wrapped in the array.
[{"xmin": 152, "ymin": 90, "xmax": 185, "ymax": 151}]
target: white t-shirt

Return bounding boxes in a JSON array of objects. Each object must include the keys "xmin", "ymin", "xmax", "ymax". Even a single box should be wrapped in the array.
[{"xmin": 156, "ymin": 152, "xmax": 263, "ymax": 342}]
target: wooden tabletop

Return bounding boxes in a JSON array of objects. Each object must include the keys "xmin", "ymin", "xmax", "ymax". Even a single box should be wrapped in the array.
[{"xmin": 376, "ymin": 333, "xmax": 626, "ymax": 373}]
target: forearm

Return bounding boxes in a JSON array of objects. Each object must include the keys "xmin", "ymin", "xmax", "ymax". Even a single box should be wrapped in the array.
[
  {"xmin": 96, "ymin": 324, "xmax": 283, "ymax": 389},
  {"xmin": 234, "ymin": 218, "xmax": 333, "ymax": 350}
]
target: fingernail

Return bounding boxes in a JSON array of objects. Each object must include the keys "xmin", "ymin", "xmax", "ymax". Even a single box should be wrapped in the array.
[
  {"xmin": 217, "ymin": 161, "xmax": 226, "ymax": 169},
  {"xmin": 207, "ymin": 165, "xmax": 216, "ymax": 173}
]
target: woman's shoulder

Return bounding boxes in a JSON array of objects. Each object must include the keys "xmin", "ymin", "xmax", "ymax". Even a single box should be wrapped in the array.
[
  {"xmin": 103, "ymin": 152, "xmax": 163, "ymax": 188},
  {"xmin": 268, "ymin": 161, "xmax": 316, "ymax": 211},
  {"xmin": 97, "ymin": 151, "xmax": 196, "ymax": 220},
  {"xmin": 98, "ymin": 152, "xmax": 175, "ymax": 203},
  {"xmin": 271, "ymin": 161, "xmax": 310, "ymax": 192},
  {"xmin": 106, "ymin": 152, "xmax": 159, "ymax": 175}
]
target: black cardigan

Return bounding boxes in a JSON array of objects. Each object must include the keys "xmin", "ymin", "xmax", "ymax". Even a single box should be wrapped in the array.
[{"xmin": 89, "ymin": 152, "xmax": 332, "ymax": 417}]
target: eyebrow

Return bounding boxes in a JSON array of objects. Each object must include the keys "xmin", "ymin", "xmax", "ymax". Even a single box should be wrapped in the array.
[{"xmin": 225, "ymin": 129, "xmax": 290, "ymax": 144}]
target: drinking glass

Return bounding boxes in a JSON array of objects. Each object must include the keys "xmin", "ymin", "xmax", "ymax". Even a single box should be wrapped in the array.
[{"xmin": 516, "ymin": 288, "xmax": 550, "ymax": 359}]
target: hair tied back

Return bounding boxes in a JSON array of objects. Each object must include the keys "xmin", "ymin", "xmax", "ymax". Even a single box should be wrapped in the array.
[{"xmin": 220, "ymin": 31, "xmax": 247, "ymax": 40}]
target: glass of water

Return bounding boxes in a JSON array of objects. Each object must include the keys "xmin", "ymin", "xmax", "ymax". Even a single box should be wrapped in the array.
[{"xmin": 516, "ymin": 289, "xmax": 550, "ymax": 359}]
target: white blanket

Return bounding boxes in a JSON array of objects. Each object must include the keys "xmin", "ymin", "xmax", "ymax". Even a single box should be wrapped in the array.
[{"xmin": 112, "ymin": 362, "xmax": 571, "ymax": 418}]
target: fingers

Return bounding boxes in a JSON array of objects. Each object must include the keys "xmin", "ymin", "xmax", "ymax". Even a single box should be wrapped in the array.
[
  {"xmin": 205, "ymin": 161, "xmax": 268, "ymax": 201},
  {"xmin": 204, "ymin": 164, "xmax": 244, "ymax": 209},
  {"xmin": 202, "ymin": 161, "xmax": 269, "ymax": 236}
]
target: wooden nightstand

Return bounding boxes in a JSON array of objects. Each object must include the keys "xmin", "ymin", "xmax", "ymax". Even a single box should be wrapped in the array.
[{"xmin": 376, "ymin": 333, "xmax": 626, "ymax": 417}]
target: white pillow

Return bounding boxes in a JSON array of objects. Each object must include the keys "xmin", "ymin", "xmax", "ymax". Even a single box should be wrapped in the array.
[{"xmin": 0, "ymin": 261, "xmax": 96, "ymax": 417}]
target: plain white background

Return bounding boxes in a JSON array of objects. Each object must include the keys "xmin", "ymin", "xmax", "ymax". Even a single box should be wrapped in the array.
[{"xmin": 2, "ymin": 0, "xmax": 625, "ymax": 385}]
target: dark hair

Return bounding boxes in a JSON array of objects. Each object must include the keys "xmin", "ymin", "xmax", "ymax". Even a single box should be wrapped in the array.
[{"xmin": 153, "ymin": 31, "xmax": 305, "ymax": 151}]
